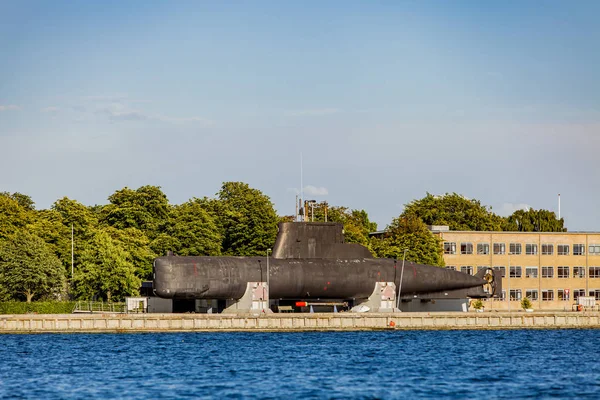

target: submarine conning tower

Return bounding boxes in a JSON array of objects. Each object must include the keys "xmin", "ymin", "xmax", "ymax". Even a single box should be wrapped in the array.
[{"xmin": 272, "ymin": 222, "xmax": 373, "ymax": 259}]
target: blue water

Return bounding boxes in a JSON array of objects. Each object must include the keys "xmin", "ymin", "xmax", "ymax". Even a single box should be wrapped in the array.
[{"xmin": 1, "ymin": 330, "xmax": 599, "ymax": 399}]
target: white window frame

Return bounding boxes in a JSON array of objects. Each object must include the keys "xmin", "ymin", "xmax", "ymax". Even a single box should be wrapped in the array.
[
  {"xmin": 525, "ymin": 244, "xmax": 538, "ymax": 255},
  {"xmin": 525, "ymin": 289, "xmax": 538, "ymax": 301},
  {"xmin": 509, "ymin": 243, "xmax": 522, "ymax": 255},
  {"xmin": 493, "ymin": 243, "xmax": 505, "ymax": 255},
  {"xmin": 477, "ymin": 243, "xmax": 490, "ymax": 255},
  {"xmin": 542, "ymin": 266, "xmax": 554, "ymax": 278},
  {"xmin": 460, "ymin": 266, "xmax": 474, "ymax": 275},
  {"xmin": 542, "ymin": 290, "xmax": 554, "ymax": 301},
  {"xmin": 443, "ymin": 242, "xmax": 456, "ymax": 255},
  {"xmin": 541, "ymin": 244, "xmax": 554, "ymax": 255},
  {"xmin": 461, "ymin": 243, "xmax": 473, "ymax": 255},
  {"xmin": 525, "ymin": 267, "xmax": 538, "ymax": 278},
  {"xmin": 558, "ymin": 244, "xmax": 570, "ymax": 255}
]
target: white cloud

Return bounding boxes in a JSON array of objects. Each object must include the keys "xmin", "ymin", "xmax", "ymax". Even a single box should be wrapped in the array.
[
  {"xmin": 285, "ymin": 108, "xmax": 341, "ymax": 117},
  {"xmin": 497, "ymin": 203, "xmax": 531, "ymax": 217},
  {"xmin": 41, "ymin": 106, "xmax": 60, "ymax": 113},
  {"xmin": 108, "ymin": 110, "xmax": 149, "ymax": 121},
  {"xmin": 155, "ymin": 115, "xmax": 213, "ymax": 125},
  {"xmin": 0, "ymin": 105, "xmax": 21, "ymax": 111},
  {"xmin": 303, "ymin": 185, "xmax": 329, "ymax": 196},
  {"xmin": 82, "ymin": 94, "xmax": 129, "ymax": 102},
  {"xmin": 87, "ymin": 99, "xmax": 212, "ymax": 125}
]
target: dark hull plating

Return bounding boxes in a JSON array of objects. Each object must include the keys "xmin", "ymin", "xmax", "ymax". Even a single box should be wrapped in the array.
[{"xmin": 153, "ymin": 256, "xmax": 493, "ymax": 300}]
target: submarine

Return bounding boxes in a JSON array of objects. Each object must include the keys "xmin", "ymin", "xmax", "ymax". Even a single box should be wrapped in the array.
[{"xmin": 153, "ymin": 222, "xmax": 501, "ymax": 312}]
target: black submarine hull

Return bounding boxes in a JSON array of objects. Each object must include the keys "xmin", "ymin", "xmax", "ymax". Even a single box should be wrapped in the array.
[{"xmin": 153, "ymin": 256, "xmax": 497, "ymax": 300}]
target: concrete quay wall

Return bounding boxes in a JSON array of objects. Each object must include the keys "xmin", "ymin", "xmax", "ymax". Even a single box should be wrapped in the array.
[{"xmin": 2, "ymin": 312, "xmax": 600, "ymax": 333}]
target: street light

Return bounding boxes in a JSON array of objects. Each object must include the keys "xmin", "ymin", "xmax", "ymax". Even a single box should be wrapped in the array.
[
  {"xmin": 266, "ymin": 249, "xmax": 271, "ymax": 290},
  {"xmin": 396, "ymin": 249, "xmax": 408, "ymax": 310}
]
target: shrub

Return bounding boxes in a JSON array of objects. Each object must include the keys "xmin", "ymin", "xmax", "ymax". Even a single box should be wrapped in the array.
[
  {"xmin": 0, "ymin": 301, "xmax": 76, "ymax": 314},
  {"xmin": 521, "ymin": 297, "xmax": 533, "ymax": 310},
  {"xmin": 472, "ymin": 299, "xmax": 484, "ymax": 310}
]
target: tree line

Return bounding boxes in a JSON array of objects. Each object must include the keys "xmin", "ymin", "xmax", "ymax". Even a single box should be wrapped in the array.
[{"xmin": 0, "ymin": 186, "xmax": 564, "ymax": 303}]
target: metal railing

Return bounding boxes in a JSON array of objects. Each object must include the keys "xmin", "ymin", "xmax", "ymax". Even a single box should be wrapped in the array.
[{"xmin": 73, "ymin": 301, "xmax": 127, "ymax": 313}]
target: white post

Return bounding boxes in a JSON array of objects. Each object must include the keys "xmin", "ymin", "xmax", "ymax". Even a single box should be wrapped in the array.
[
  {"xmin": 396, "ymin": 249, "xmax": 408, "ymax": 310},
  {"xmin": 71, "ymin": 223, "xmax": 74, "ymax": 278},
  {"xmin": 266, "ymin": 249, "xmax": 271, "ymax": 290},
  {"xmin": 558, "ymin": 193, "xmax": 561, "ymax": 220}
]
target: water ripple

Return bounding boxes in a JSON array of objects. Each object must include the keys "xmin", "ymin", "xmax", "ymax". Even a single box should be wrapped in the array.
[{"xmin": 1, "ymin": 329, "xmax": 600, "ymax": 399}]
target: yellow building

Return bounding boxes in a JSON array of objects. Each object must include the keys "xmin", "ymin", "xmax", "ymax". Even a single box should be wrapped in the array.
[{"xmin": 432, "ymin": 227, "xmax": 600, "ymax": 310}]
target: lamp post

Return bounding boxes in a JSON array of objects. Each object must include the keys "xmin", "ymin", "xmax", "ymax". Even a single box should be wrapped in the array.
[
  {"xmin": 266, "ymin": 249, "xmax": 271, "ymax": 290},
  {"xmin": 71, "ymin": 223, "xmax": 74, "ymax": 279},
  {"xmin": 396, "ymin": 249, "xmax": 408, "ymax": 310}
]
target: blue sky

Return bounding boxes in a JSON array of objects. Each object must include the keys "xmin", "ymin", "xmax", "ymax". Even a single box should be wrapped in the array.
[{"xmin": 1, "ymin": 1, "xmax": 599, "ymax": 230}]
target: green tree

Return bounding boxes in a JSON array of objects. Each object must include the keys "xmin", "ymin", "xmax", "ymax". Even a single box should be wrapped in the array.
[
  {"xmin": 105, "ymin": 227, "xmax": 156, "ymax": 280},
  {"xmin": 52, "ymin": 197, "xmax": 99, "ymax": 239},
  {"xmin": 100, "ymin": 185, "xmax": 170, "ymax": 240},
  {"xmin": 216, "ymin": 182, "xmax": 279, "ymax": 256},
  {"xmin": 72, "ymin": 229, "xmax": 140, "ymax": 302},
  {"xmin": 310, "ymin": 202, "xmax": 377, "ymax": 246},
  {"xmin": 402, "ymin": 192, "xmax": 504, "ymax": 231},
  {"xmin": 28, "ymin": 209, "xmax": 71, "ymax": 272},
  {"xmin": 371, "ymin": 215, "xmax": 444, "ymax": 266},
  {"xmin": 504, "ymin": 208, "xmax": 566, "ymax": 232},
  {"xmin": 0, "ymin": 231, "xmax": 66, "ymax": 302},
  {"xmin": 0, "ymin": 194, "xmax": 33, "ymax": 239},
  {"xmin": 1, "ymin": 192, "xmax": 35, "ymax": 211},
  {"xmin": 164, "ymin": 200, "xmax": 222, "ymax": 256}
]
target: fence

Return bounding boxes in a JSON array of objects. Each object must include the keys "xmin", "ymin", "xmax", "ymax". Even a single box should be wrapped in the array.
[{"xmin": 73, "ymin": 301, "xmax": 127, "ymax": 313}]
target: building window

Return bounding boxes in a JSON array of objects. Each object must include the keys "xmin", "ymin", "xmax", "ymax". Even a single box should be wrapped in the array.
[
  {"xmin": 477, "ymin": 243, "xmax": 490, "ymax": 255},
  {"xmin": 589, "ymin": 290, "xmax": 600, "ymax": 301},
  {"xmin": 542, "ymin": 266, "xmax": 554, "ymax": 278},
  {"xmin": 461, "ymin": 243, "xmax": 473, "ymax": 255},
  {"xmin": 509, "ymin": 266, "xmax": 522, "ymax": 278},
  {"xmin": 589, "ymin": 267, "xmax": 600, "ymax": 278},
  {"xmin": 446, "ymin": 266, "xmax": 456, "ymax": 271},
  {"xmin": 500, "ymin": 290, "xmax": 506, "ymax": 301},
  {"xmin": 541, "ymin": 244, "xmax": 554, "ymax": 255},
  {"xmin": 493, "ymin": 243, "xmax": 505, "ymax": 255},
  {"xmin": 573, "ymin": 244, "xmax": 585, "ymax": 256},
  {"xmin": 557, "ymin": 266, "xmax": 570, "ymax": 279},
  {"xmin": 589, "ymin": 245, "xmax": 600, "ymax": 255},
  {"xmin": 477, "ymin": 266, "xmax": 489, "ymax": 274},
  {"xmin": 574, "ymin": 266, "xmax": 585, "ymax": 278},
  {"xmin": 461, "ymin": 266, "xmax": 473, "ymax": 275},
  {"xmin": 493, "ymin": 266, "xmax": 506, "ymax": 278},
  {"xmin": 558, "ymin": 245, "xmax": 570, "ymax": 255},
  {"xmin": 525, "ymin": 267, "xmax": 538, "ymax": 278},
  {"xmin": 443, "ymin": 242, "xmax": 456, "ymax": 255},
  {"xmin": 573, "ymin": 289, "xmax": 586, "ymax": 301},
  {"xmin": 509, "ymin": 289, "xmax": 522, "ymax": 300},
  {"xmin": 525, "ymin": 244, "xmax": 538, "ymax": 255},
  {"xmin": 509, "ymin": 243, "xmax": 522, "ymax": 255},
  {"xmin": 525, "ymin": 290, "xmax": 538, "ymax": 301},
  {"xmin": 542, "ymin": 290, "xmax": 554, "ymax": 301},
  {"xmin": 558, "ymin": 289, "xmax": 570, "ymax": 301}
]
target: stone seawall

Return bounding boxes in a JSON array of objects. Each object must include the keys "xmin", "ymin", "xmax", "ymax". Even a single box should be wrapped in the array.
[{"xmin": 2, "ymin": 312, "xmax": 600, "ymax": 333}]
